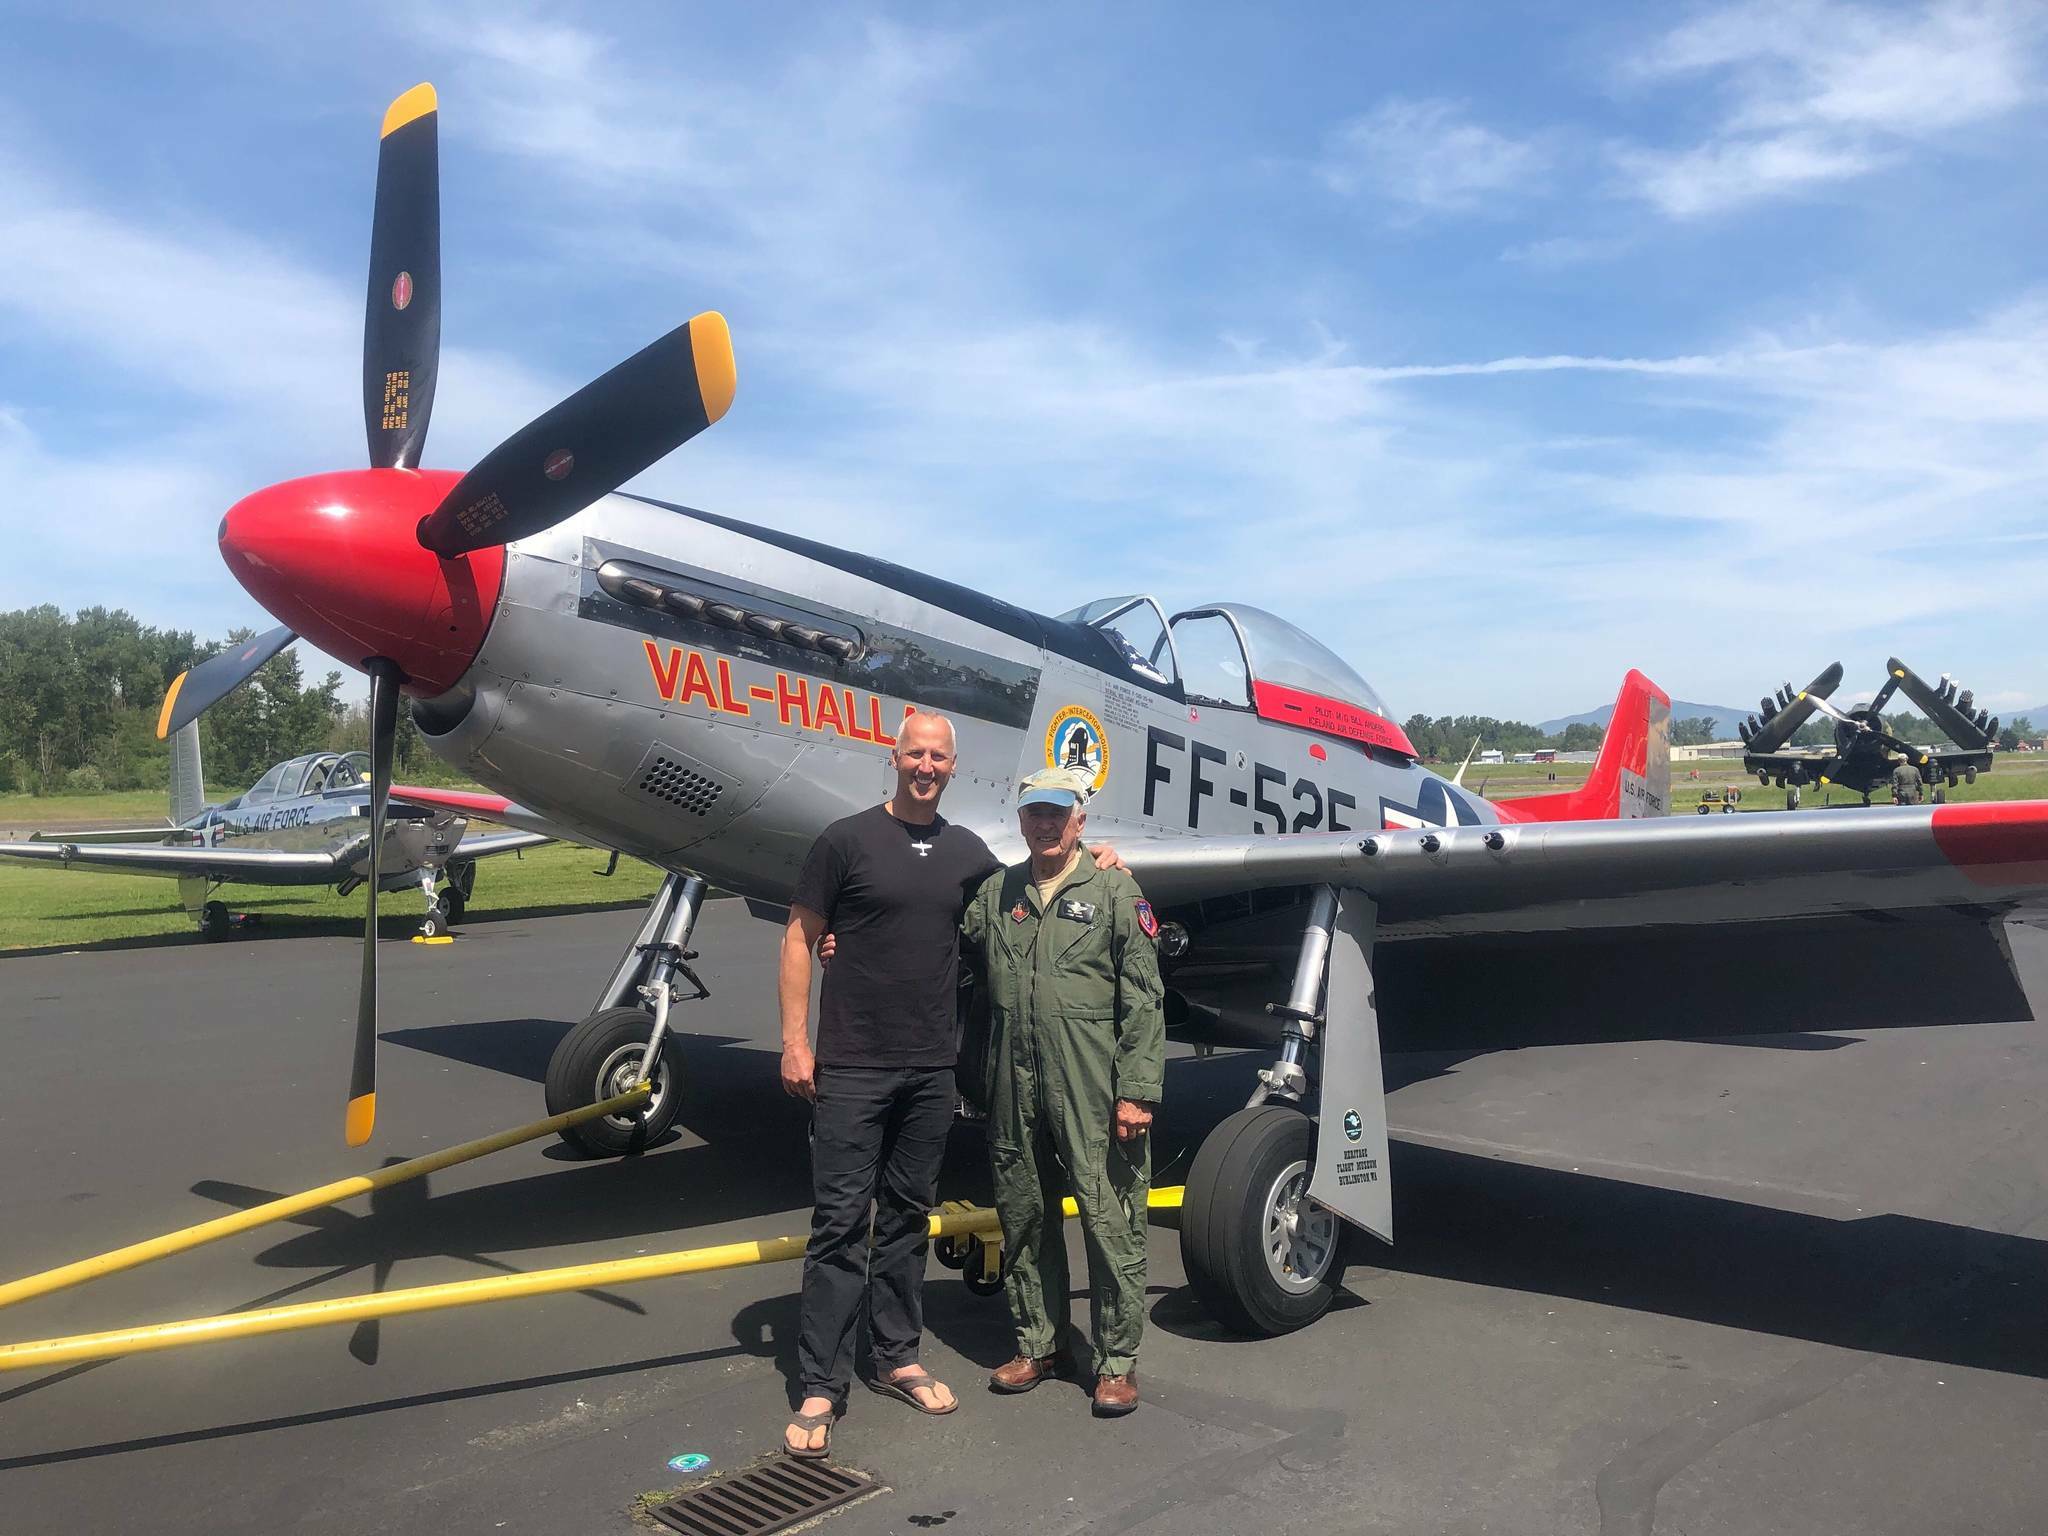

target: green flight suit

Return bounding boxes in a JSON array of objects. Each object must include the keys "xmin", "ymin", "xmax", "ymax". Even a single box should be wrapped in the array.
[{"xmin": 961, "ymin": 857, "xmax": 1166, "ymax": 1376}]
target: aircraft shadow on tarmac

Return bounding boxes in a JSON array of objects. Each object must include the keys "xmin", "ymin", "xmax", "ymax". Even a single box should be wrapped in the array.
[
  {"xmin": 4, "ymin": 1038, "xmax": 2047, "ymax": 1471},
  {"xmin": 173, "ymin": 1040, "xmax": 2048, "ymax": 1388}
]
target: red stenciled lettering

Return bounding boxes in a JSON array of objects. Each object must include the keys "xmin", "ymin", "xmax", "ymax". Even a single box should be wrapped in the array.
[
  {"xmin": 870, "ymin": 697, "xmax": 897, "ymax": 746},
  {"xmin": 843, "ymin": 688, "xmax": 874, "ymax": 742},
  {"xmin": 644, "ymin": 640, "xmax": 683, "ymax": 702},
  {"xmin": 775, "ymin": 673, "xmax": 812, "ymax": 730},
  {"xmin": 715, "ymin": 658, "xmax": 751, "ymax": 716},
  {"xmin": 812, "ymin": 684, "xmax": 846, "ymax": 736},
  {"xmin": 677, "ymin": 650, "xmax": 718, "ymax": 709}
]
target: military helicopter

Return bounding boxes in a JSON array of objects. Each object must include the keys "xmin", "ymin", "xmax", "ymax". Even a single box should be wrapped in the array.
[
  {"xmin": 162, "ymin": 83, "xmax": 2048, "ymax": 1337},
  {"xmin": 0, "ymin": 715, "xmax": 547, "ymax": 939},
  {"xmin": 1741, "ymin": 658, "xmax": 1999, "ymax": 805}
]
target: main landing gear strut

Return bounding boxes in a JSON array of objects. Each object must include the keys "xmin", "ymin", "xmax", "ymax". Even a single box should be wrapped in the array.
[
  {"xmin": 546, "ymin": 872, "xmax": 709, "ymax": 1156},
  {"xmin": 1183, "ymin": 883, "xmax": 1387, "ymax": 1337}
]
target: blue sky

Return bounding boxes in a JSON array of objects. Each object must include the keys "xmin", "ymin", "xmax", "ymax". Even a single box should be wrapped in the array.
[{"xmin": 3, "ymin": 1, "xmax": 2046, "ymax": 722}]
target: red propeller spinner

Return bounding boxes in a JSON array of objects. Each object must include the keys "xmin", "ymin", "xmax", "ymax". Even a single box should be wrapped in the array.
[{"xmin": 219, "ymin": 469, "xmax": 503, "ymax": 696}]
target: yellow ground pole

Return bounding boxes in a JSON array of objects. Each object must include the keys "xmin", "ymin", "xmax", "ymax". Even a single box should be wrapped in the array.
[
  {"xmin": 0, "ymin": 1187, "xmax": 1184, "ymax": 1374},
  {"xmin": 0, "ymin": 1084, "xmax": 652, "ymax": 1313}
]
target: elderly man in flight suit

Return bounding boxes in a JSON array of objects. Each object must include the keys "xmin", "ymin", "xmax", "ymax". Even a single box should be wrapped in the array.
[{"xmin": 962, "ymin": 766, "xmax": 1166, "ymax": 1417}]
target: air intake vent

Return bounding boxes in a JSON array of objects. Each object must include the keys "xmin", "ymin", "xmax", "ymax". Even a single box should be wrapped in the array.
[{"xmin": 638, "ymin": 755, "xmax": 725, "ymax": 816}]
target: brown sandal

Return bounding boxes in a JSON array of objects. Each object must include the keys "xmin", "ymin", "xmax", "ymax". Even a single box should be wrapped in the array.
[
  {"xmin": 865, "ymin": 1369, "xmax": 958, "ymax": 1415},
  {"xmin": 783, "ymin": 1408, "xmax": 834, "ymax": 1458}
]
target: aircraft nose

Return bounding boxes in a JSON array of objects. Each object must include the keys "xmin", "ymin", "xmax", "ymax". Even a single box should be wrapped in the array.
[{"xmin": 218, "ymin": 469, "xmax": 507, "ymax": 696}]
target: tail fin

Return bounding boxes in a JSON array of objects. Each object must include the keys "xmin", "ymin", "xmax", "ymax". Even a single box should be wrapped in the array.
[
  {"xmin": 168, "ymin": 721, "xmax": 205, "ymax": 827},
  {"xmin": 1495, "ymin": 670, "xmax": 1670, "ymax": 823}
]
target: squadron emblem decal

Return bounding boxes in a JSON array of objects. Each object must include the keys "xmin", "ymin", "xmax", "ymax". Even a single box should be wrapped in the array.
[{"xmin": 1045, "ymin": 704, "xmax": 1109, "ymax": 792}]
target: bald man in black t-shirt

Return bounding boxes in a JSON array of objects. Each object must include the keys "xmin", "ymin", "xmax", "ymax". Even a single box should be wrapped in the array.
[{"xmin": 777, "ymin": 712, "xmax": 996, "ymax": 1455}]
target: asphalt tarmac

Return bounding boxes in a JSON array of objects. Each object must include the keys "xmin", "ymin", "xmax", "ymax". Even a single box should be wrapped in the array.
[{"xmin": 3, "ymin": 903, "xmax": 2047, "ymax": 1536}]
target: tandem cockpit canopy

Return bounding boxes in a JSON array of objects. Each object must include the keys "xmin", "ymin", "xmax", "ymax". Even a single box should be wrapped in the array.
[
  {"xmin": 239, "ymin": 751, "xmax": 374, "ymax": 805},
  {"xmin": 1057, "ymin": 595, "xmax": 1413, "ymax": 757}
]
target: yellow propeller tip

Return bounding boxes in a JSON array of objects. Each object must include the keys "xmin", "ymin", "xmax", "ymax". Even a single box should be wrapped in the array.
[
  {"xmin": 382, "ymin": 83, "xmax": 437, "ymax": 139},
  {"xmin": 689, "ymin": 311, "xmax": 737, "ymax": 424},
  {"xmin": 155, "ymin": 671, "xmax": 188, "ymax": 741},
  {"xmin": 345, "ymin": 1092, "xmax": 378, "ymax": 1147}
]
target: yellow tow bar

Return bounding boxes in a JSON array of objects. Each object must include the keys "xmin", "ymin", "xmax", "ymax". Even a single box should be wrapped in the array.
[{"xmin": 0, "ymin": 1091, "xmax": 1182, "ymax": 1375}]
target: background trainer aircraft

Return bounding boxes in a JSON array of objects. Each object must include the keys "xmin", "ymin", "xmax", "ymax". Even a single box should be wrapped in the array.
[
  {"xmin": 169, "ymin": 82, "xmax": 2048, "ymax": 1336},
  {"xmin": 0, "ymin": 717, "xmax": 548, "ymax": 940}
]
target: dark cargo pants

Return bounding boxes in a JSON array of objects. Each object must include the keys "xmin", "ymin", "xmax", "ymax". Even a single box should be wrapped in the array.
[{"xmin": 795, "ymin": 1064, "xmax": 954, "ymax": 1408}]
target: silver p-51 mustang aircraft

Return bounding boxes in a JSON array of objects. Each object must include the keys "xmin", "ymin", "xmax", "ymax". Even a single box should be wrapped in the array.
[
  {"xmin": 0, "ymin": 713, "xmax": 547, "ymax": 940},
  {"xmin": 172, "ymin": 83, "xmax": 2048, "ymax": 1335}
]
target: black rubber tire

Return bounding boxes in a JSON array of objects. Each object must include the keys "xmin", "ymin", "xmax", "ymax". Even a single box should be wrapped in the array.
[
  {"xmin": 200, "ymin": 901, "xmax": 231, "ymax": 942},
  {"xmin": 439, "ymin": 886, "xmax": 465, "ymax": 927},
  {"xmin": 545, "ymin": 1007, "xmax": 682, "ymax": 1156},
  {"xmin": 419, "ymin": 906, "xmax": 448, "ymax": 939},
  {"xmin": 1182, "ymin": 1105, "xmax": 1341, "ymax": 1337}
]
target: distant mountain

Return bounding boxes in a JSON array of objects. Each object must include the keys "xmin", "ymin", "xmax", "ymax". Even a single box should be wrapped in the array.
[{"xmin": 1538, "ymin": 700, "xmax": 1750, "ymax": 739}]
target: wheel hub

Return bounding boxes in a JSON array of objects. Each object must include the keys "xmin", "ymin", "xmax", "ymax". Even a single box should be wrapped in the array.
[
  {"xmin": 1261, "ymin": 1158, "xmax": 1338, "ymax": 1295},
  {"xmin": 595, "ymin": 1041, "xmax": 671, "ymax": 1131}
]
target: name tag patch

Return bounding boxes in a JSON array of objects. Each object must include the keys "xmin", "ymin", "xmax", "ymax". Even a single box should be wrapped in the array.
[{"xmin": 1057, "ymin": 899, "xmax": 1096, "ymax": 923}]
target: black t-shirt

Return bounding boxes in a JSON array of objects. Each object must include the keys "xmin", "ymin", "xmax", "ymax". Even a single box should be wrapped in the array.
[{"xmin": 791, "ymin": 804, "xmax": 1000, "ymax": 1068}]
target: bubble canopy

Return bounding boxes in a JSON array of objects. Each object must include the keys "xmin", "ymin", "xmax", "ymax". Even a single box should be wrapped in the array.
[
  {"xmin": 1187, "ymin": 603, "xmax": 1391, "ymax": 720},
  {"xmin": 1058, "ymin": 594, "xmax": 1413, "ymax": 756},
  {"xmin": 1188, "ymin": 603, "xmax": 1413, "ymax": 756}
]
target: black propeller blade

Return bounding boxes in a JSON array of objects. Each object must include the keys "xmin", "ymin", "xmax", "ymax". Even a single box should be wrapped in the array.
[
  {"xmin": 1744, "ymin": 661, "xmax": 1844, "ymax": 755},
  {"xmin": 156, "ymin": 624, "xmax": 298, "ymax": 740},
  {"xmin": 348, "ymin": 660, "xmax": 402, "ymax": 1147},
  {"xmin": 363, "ymin": 83, "xmax": 441, "ymax": 470},
  {"xmin": 416, "ymin": 312, "xmax": 735, "ymax": 557}
]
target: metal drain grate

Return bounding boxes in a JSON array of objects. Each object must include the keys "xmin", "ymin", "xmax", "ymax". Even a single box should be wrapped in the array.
[
  {"xmin": 638, "ymin": 754, "xmax": 725, "ymax": 817},
  {"xmin": 649, "ymin": 1459, "xmax": 875, "ymax": 1536}
]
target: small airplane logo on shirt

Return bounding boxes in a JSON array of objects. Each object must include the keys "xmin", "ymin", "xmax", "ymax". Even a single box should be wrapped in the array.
[{"xmin": 910, "ymin": 839, "xmax": 933, "ymax": 857}]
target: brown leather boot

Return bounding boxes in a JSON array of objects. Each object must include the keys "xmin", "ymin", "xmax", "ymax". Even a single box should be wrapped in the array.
[
  {"xmin": 988, "ymin": 1354, "xmax": 1059, "ymax": 1393},
  {"xmin": 1092, "ymin": 1372, "xmax": 1139, "ymax": 1417}
]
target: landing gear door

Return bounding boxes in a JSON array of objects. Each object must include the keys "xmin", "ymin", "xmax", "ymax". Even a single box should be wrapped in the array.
[{"xmin": 1308, "ymin": 888, "xmax": 1392, "ymax": 1244}]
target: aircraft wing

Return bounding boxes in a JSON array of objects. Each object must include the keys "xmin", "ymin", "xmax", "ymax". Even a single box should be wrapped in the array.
[
  {"xmin": 1116, "ymin": 802, "xmax": 2048, "ymax": 935},
  {"xmin": 28, "ymin": 825, "xmax": 186, "ymax": 846},
  {"xmin": 0, "ymin": 839, "xmax": 340, "ymax": 885},
  {"xmin": 448, "ymin": 828, "xmax": 553, "ymax": 859},
  {"xmin": 393, "ymin": 786, "xmax": 585, "ymax": 844}
]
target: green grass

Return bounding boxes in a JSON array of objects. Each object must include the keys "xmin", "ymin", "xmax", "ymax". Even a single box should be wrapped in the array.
[
  {"xmin": 0, "ymin": 841, "xmax": 666, "ymax": 953},
  {"xmin": 0, "ymin": 788, "xmax": 236, "ymax": 826}
]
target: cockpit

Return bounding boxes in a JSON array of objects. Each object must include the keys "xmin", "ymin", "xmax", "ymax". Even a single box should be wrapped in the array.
[
  {"xmin": 1053, "ymin": 597, "xmax": 1412, "ymax": 756},
  {"xmin": 240, "ymin": 751, "xmax": 372, "ymax": 805}
]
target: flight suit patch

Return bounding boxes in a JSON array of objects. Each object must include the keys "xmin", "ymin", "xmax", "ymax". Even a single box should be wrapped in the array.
[
  {"xmin": 1134, "ymin": 899, "xmax": 1159, "ymax": 938},
  {"xmin": 1058, "ymin": 899, "xmax": 1096, "ymax": 922},
  {"xmin": 1010, "ymin": 902, "xmax": 1029, "ymax": 923}
]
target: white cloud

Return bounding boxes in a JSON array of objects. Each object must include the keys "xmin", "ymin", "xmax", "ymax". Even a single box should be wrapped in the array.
[
  {"xmin": 1318, "ymin": 97, "xmax": 1548, "ymax": 214},
  {"xmin": 1617, "ymin": 0, "xmax": 2042, "ymax": 216}
]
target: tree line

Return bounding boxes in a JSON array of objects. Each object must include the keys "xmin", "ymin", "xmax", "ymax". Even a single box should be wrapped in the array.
[
  {"xmin": 0, "ymin": 606, "xmax": 448, "ymax": 797},
  {"xmin": 1400, "ymin": 713, "xmax": 1726, "ymax": 760}
]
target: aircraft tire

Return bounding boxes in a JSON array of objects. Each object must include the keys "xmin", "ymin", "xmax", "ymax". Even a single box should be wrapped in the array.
[
  {"xmin": 1181, "ymin": 1105, "xmax": 1341, "ymax": 1337},
  {"xmin": 545, "ymin": 1007, "xmax": 682, "ymax": 1157},
  {"xmin": 200, "ymin": 901, "xmax": 231, "ymax": 942},
  {"xmin": 439, "ymin": 886, "xmax": 466, "ymax": 928}
]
